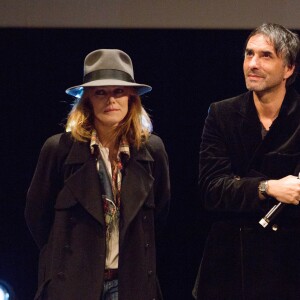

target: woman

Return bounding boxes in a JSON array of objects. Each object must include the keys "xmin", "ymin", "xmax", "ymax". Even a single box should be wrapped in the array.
[{"xmin": 25, "ymin": 49, "xmax": 170, "ymax": 300}]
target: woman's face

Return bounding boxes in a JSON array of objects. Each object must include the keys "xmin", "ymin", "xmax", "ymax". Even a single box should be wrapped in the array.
[{"xmin": 88, "ymin": 86, "xmax": 133, "ymax": 131}]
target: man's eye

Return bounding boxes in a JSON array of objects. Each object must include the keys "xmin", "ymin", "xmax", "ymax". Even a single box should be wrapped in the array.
[{"xmin": 245, "ymin": 51, "xmax": 253, "ymax": 57}]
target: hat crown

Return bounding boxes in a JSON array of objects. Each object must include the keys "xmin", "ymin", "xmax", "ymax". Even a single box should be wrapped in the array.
[
  {"xmin": 65, "ymin": 48, "xmax": 152, "ymax": 97},
  {"xmin": 84, "ymin": 49, "xmax": 134, "ymax": 79}
]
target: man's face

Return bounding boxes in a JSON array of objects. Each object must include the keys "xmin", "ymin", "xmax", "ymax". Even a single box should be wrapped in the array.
[{"xmin": 243, "ymin": 34, "xmax": 294, "ymax": 94}]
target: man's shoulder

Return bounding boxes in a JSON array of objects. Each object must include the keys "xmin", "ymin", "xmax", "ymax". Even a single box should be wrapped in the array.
[
  {"xmin": 208, "ymin": 91, "xmax": 251, "ymax": 117},
  {"xmin": 214, "ymin": 91, "xmax": 250, "ymax": 107}
]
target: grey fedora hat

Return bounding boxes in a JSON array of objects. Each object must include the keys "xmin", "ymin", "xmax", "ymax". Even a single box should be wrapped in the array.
[{"xmin": 66, "ymin": 49, "xmax": 152, "ymax": 98}]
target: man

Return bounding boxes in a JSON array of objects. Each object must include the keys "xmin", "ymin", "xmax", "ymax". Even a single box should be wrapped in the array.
[{"xmin": 194, "ymin": 23, "xmax": 300, "ymax": 300}]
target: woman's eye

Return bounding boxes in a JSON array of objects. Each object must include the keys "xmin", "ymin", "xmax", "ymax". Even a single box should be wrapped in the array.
[
  {"xmin": 95, "ymin": 90, "xmax": 106, "ymax": 96},
  {"xmin": 115, "ymin": 88, "xmax": 124, "ymax": 94}
]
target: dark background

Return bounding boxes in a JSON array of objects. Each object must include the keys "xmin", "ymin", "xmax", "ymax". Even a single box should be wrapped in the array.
[{"xmin": 1, "ymin": 28, "xmax": 299, "ymax": 300}]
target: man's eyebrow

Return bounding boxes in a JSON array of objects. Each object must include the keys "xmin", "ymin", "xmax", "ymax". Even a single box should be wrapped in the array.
[
  {"xmin": 263, "ymin": 49, "xmax": 273, "ymax": 53},
  {"xmin": 244, "ymin": 48, "xmax": 274, "ymax": 55},
  {"xmin": 244, "ymin": 48, "xmax": 253, "ymax": 53}
]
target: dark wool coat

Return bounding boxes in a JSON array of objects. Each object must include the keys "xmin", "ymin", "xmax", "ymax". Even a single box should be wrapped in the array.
[
  {"xmin": 194, "ymin": 88, "xmax": 300, "ymax": 300},
  {"xmin": 25, "ymin": 133, "xmax": 170, "ymax": 300}
]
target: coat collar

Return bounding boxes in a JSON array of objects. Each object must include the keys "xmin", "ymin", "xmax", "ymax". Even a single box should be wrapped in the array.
[
  {"xmin": 64, "ymin": 138, "xmax": 91, "ymax": 164},
  {"xmin": 236, "ymin": 88, "xmax": 300, "ymax": 172},
  {"xmin": 63, "ymin": 139, "xmax": 105, "ymax": 224},
  {"xmin": 238, "ymin": 88, "xmax": 300, "ymax": 120},
  {"xmin": 61, "ymin": 136, "xmax": 155, "ymax": 235}
]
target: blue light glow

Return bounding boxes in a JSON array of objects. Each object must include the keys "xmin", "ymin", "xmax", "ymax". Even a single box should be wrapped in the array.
[
  {"xmin": 141, "ymin": 113, "xmax": 153, "ymax": 133},
  {"xmin": 0, "ymin": 284, "xmax": 9, "ymax": 300},
  {"xmin": 0, "ymin": 280, "xmax": 14, "ymax": 300}
]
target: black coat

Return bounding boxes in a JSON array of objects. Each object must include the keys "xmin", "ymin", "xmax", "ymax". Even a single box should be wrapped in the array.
[
  {"xmin": 194, "ymin": 88, "xmax": 300, "ymax": 300},
  {"xmin": 25, "ymin": 132, "xmax": 170, "ymax": 300}
]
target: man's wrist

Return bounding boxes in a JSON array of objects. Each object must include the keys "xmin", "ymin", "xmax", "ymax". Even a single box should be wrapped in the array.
[{"xmin": 258, "ymin": 180, "xmax": 269, "ymax": 199}]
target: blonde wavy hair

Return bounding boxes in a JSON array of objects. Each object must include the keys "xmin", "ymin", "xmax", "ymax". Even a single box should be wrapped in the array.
[{"xmin": 66, "ymin": 87, "xmax": 152, "ymax": 149}]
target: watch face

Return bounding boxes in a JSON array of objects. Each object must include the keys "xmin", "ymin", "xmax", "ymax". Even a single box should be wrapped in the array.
[
  {"xmin": 260, "ymin": 182, "xmax": 266, "ymax": 191},
  {"xmin": 259, "ymin": 181, "xmax": 268, "ymax": 196}
]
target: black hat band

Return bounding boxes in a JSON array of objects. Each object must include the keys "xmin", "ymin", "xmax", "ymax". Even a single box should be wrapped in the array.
[{"xmin": 83, "ymin": 69, "xmax": 135, "ymax": 84}]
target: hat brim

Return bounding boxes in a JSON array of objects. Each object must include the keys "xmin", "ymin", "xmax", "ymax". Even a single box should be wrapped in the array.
[{"xmin": 66, "ymin": 79, "xmax": 152, "ymax": 98}]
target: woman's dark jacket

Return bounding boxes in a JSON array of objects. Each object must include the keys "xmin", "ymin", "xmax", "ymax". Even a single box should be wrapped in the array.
[
  {"xmin": 25, "ymin": 132, "xmax": 170, "ymax": 300},
  {"xmin": 194, "ymin": 88, "xmax": 300, "ymax": 300}
]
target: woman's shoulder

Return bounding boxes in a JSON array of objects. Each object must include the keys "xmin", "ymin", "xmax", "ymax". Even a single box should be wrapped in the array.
[
  {"xmin": 143, "ymin": 133, "xmax": 168, "ymax": 159},
  {"xmin": 146, "ymin": 133, "xmax": 165, "ymax": 149},
  {"xmin": 41, "ymin": 132, "xmax": 74, "ymax": 156}
]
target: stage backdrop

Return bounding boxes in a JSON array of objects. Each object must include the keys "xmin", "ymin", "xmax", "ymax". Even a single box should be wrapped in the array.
[
  {"xmin": 1, "ymin": 0, "xmax": 300, "ymax": 29},
  {"xmin": 1, "ymin": 2, "xmax": 300, "ymax": 299}
]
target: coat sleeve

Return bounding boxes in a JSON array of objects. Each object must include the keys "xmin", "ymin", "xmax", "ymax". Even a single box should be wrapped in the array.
[
  {"xmin": 147, "ymin": 135, "xmax": 171, "ymax": 229},
  {"xmin": 199, "ymin": 103, "xmax": 267, "ymax": 213},
  {"xmin": 25, "ymin": 133, "xmax": 68, "ymax": 249}
]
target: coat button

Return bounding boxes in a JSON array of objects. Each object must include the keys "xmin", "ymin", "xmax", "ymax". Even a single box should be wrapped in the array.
[
  {"xmin": 145, "ymin": 243, "xmax": 151, "ymax": 248},
  {"xmin": 69, "ymin": 216, "xmax": 77, "ymax": 224},
  {"xmin": 143, "ymin": 215, "xmax": 147, "ymax": 220},
  {"xmin": 272, "ymin": 224, "xmax": 279, "ymax": 231},
  {"xmin": 57, "ymin": 272, "xmax": 65, "ymax": 279},
  {"xmin": 147, "ymin": 270, "xmax": 153, "ymax": 276},
  {"xmin": 63, "ymin": 244, "xmax": 72, "ymax": 253}
]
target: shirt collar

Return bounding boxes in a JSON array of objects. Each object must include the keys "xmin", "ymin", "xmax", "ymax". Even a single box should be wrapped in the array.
[{"xmin": 90, "ymin": 129, "xmax": 130, "ymax": 159}]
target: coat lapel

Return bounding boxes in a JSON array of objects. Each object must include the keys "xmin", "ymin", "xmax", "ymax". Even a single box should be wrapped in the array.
[
  {"xmin": 237, "ymin": 92, "xmax": 263, "ymax": 171},
  {"xmin": 63, "ymin": 139, "xmax": 105, "ymax": 226},
  {"xmin": 120, "ymin": 145, "xmax": 154, "ymax": 241}
]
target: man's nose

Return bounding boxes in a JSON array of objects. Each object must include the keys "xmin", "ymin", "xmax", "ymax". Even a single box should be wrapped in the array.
[{"xmin": 249, "ymin": 55, "xmax": 259, "ymax": 68}]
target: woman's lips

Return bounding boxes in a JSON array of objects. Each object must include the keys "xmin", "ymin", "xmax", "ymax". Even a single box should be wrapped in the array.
[{"xmin": 104, "ymin": 107, "xmax": 119, "ymax": 112}]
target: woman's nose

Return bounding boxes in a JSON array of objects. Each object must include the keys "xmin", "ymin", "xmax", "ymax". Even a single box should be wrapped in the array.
[{"xmin": 107, "ymin": 93, "xmax": 116, "ymax": 102}]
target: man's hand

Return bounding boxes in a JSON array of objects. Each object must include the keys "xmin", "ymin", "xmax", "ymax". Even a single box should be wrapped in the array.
[{"xmin": 268, "ymin": 175, "xmax": 300, "ymax": 205}]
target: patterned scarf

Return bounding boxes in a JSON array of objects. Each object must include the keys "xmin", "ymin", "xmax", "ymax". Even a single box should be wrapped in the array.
[{"xmin": 90, "ymin": 130, "xmax": 130, "ymax": 241}]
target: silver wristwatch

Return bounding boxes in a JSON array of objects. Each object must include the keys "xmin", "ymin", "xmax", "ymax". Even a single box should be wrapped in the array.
[{"xmin": 258, "ymin": 180, "xmax": 269, "ymax": 198}]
